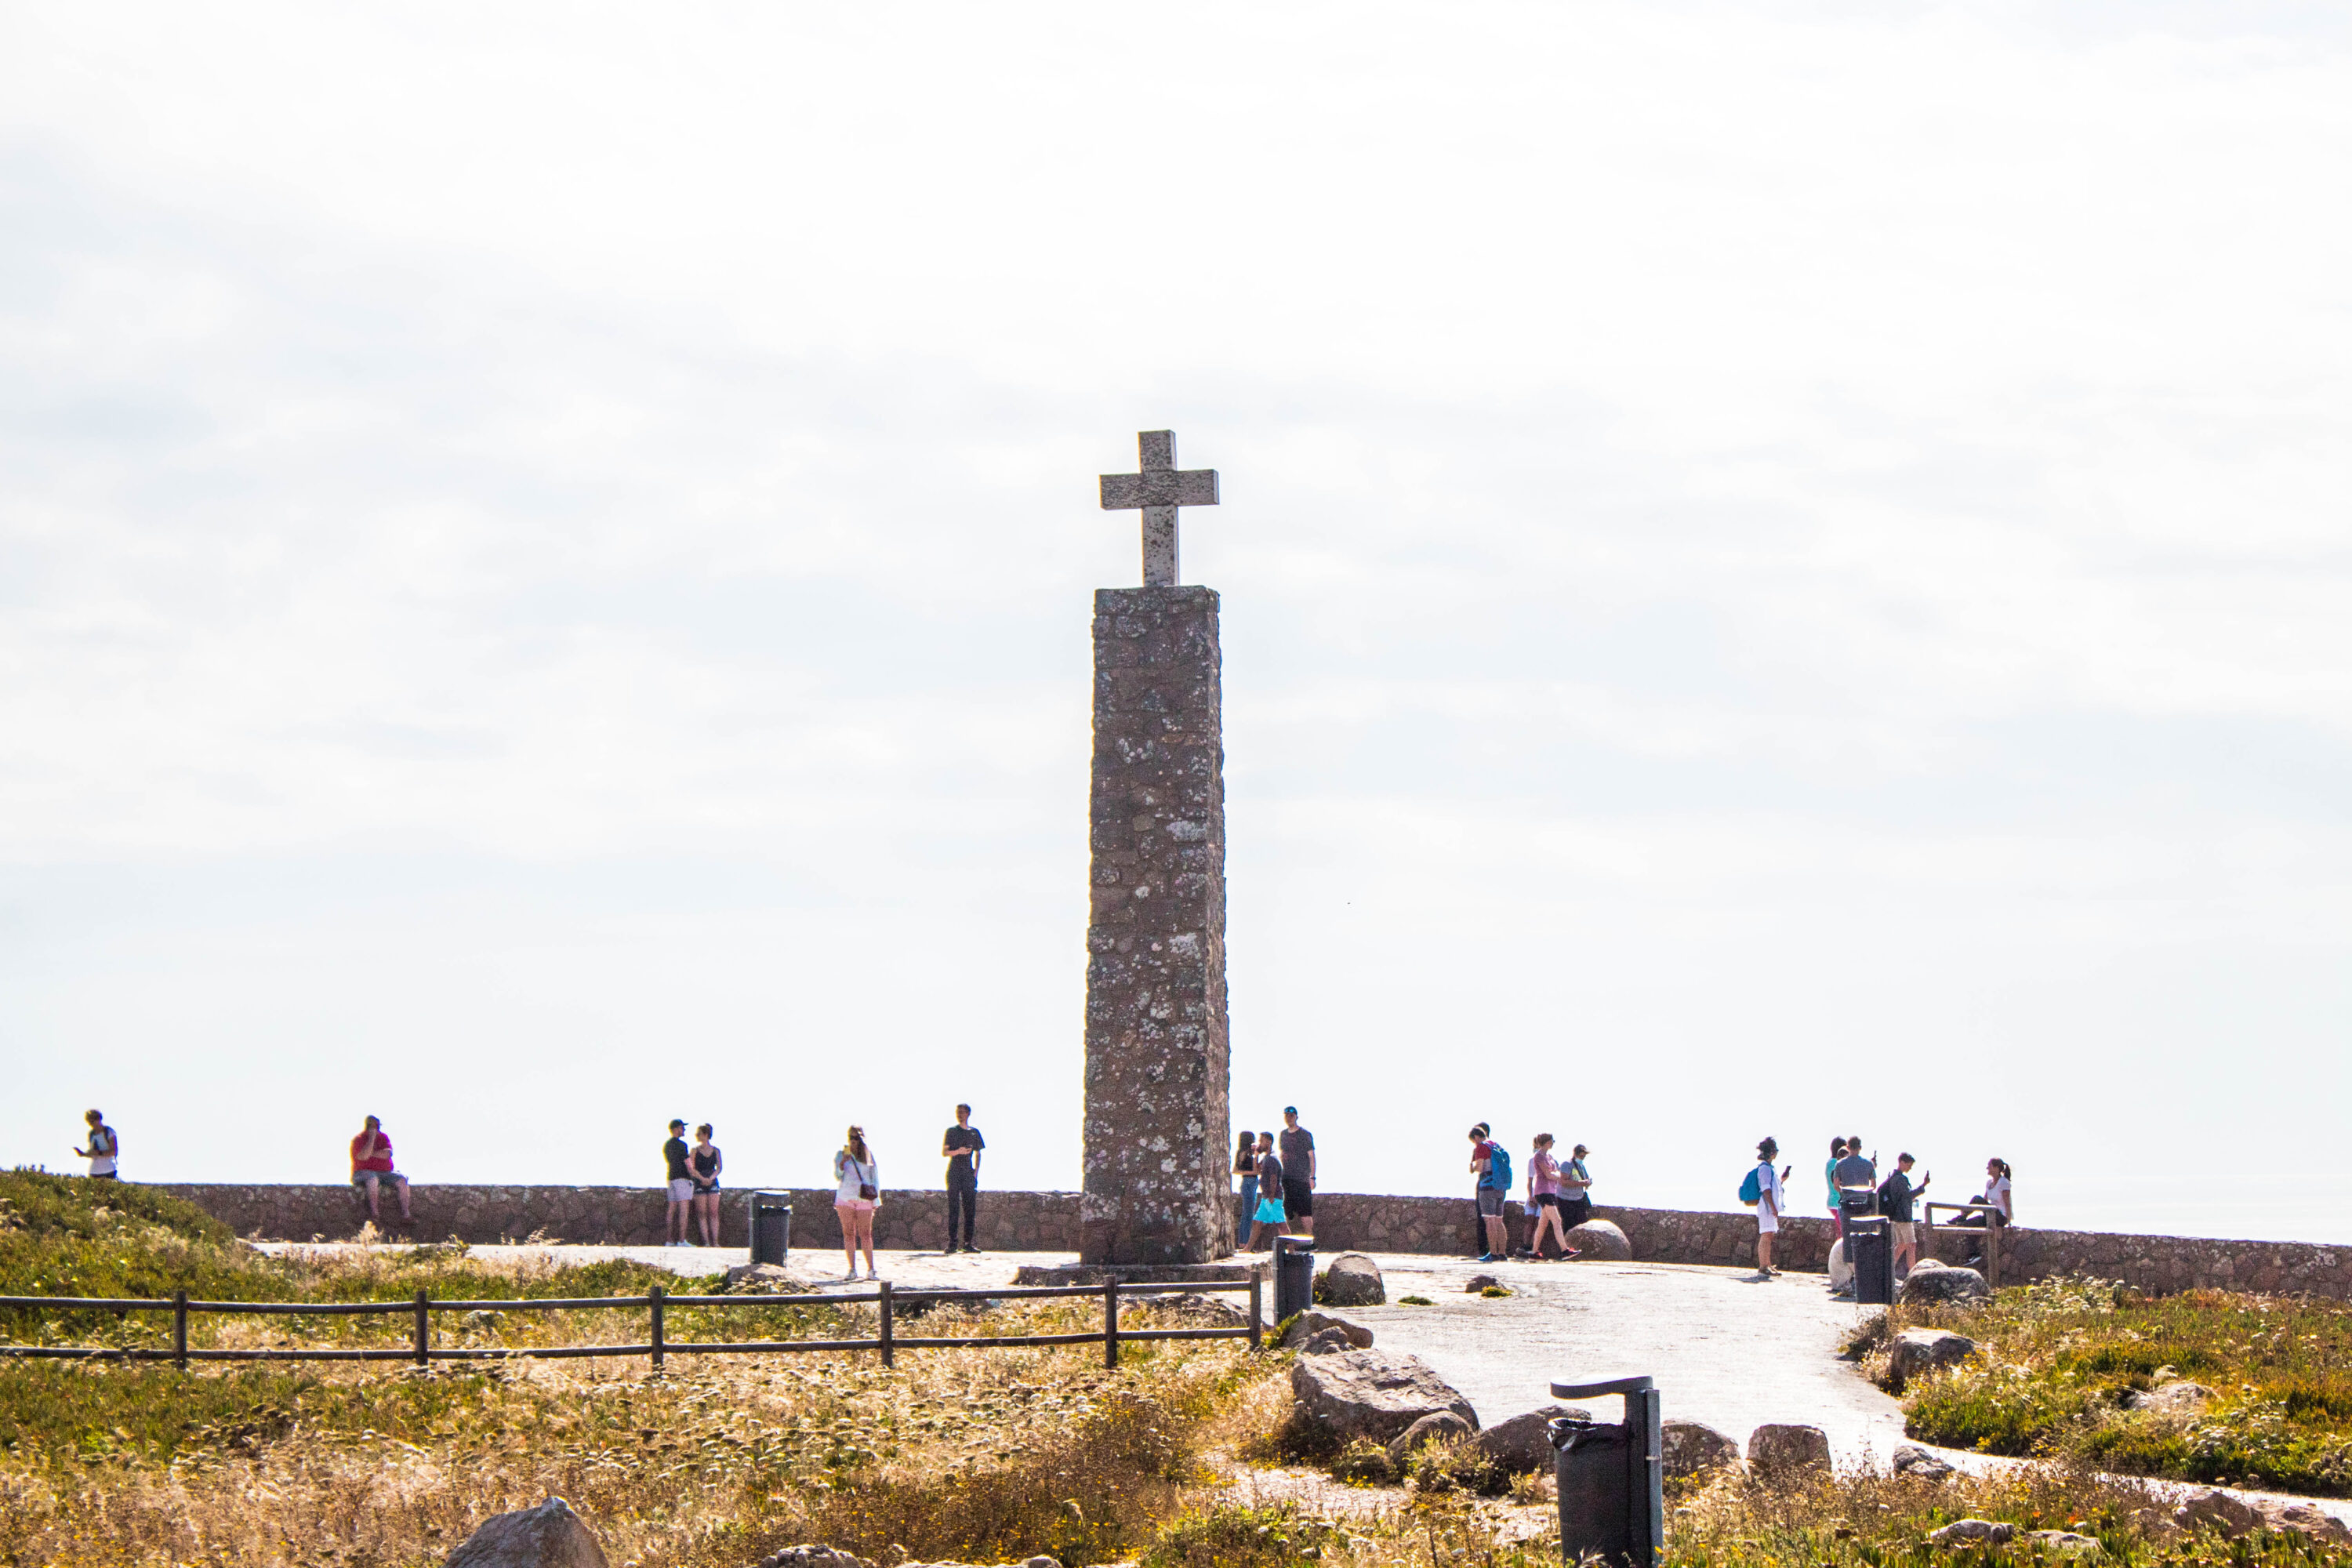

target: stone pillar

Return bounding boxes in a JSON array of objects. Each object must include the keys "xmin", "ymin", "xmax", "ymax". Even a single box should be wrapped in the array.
[{"xmin": 1081, "ymin": 585, "xmax": 1232, "ymax": 1264}]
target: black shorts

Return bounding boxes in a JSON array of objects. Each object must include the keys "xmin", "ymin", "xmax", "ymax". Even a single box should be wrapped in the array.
[
  {"xmin": 1561, "ymin": 1196, "xmax": 1593, "ymax": 1228},
  {"xmin": 1283, "ymin": 1179, "xmax": 1313, "ymax": 1217}
]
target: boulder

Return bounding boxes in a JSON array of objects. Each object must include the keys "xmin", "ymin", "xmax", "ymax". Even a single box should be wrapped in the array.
[
  {"xmin": 1746, "ymin": 1424, "xmax": 1831, "ymax": 1476},
  {"xmin": 1472, "ymin": 1405, "xmax": 1590, "ymax": 1474},
  {"xmin": 1386, "ymin": 1410, "xmax": 1474, "ymax": 1466},
  {"xmin": 1317, "ymin": 1253, "xmax": 1387, "ymax": 1306},
  {"xmin": 1290, "ymin": 1348, "xmax": 1479, "ymax": 1446},
  {"xmin": 1563, "ymin": 1220, "xmax": 1632, "ymax": 1261},
  {"xmin": 1885, "ymin": 1329, "xmax": 1976, "ymax": 1390},
  {"xmin": 1926, "ymin": 1519, "xmax": 2014, "ymax": 1547},
  {"xmin": 1827, "ymin": 1240, "xmax": 1853, "ymax": 1293},
  {"xmin": 1898, "ymin": 1265, "xmax": 1991, "ymax": 1306},
  {"xmin": 748, "ymin": 1550, "xmax": 876, "ymax": 1568},
  {"xmin": 2262, "ymin": 1503, "xmax": 2352, "ymax": 1544},
  {"xmin": 2029, "ymin": 1531, "xmax": 2103, "ymax": 1557},
  {"xmin": 1890, "ymin": 1444, "xmax": 1954, "ymax": 1481},
  {"xmin": 1464, "ymin": 1274, "xmax": 1501, "ymax": 1293},
  {"xmin": 1299, "ymin": 1327, "xmax": 1356, "ymax": 1356},
  {"xmin": 2173, "ymin": 1489, "xmax": 2264, "ymax": 1538},
  {"xmin": 1279, "ymin": 1311, "xmax": 1374, "ymax": 1351},
  {"xmin": 1660, "ymin": 1419, "xmax": 1740, "ymax": 1479},
  {"xmin": 2122, "ymin": 1381, "xmax": 2212, "ymax": 1416},
  {"xmin": 724, "ymin": 1262, "xmax": 810, "ymax": 1294},
  {"xmin": 445, "ymin": 1497, "xmax": 608, "ymax": 1568}
]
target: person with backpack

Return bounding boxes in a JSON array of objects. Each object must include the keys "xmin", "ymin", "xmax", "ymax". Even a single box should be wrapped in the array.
[
  {"xmin": 1468, "ymin": 1123, "xmax": 1511, "ymax": 1262},
  {"xmin": 1744, "ymin": 1137, "xmax": 1791, "ymax": 1276},
  {"xmin": 1878, "ymin": 1152, "xmax": 1930, "ymax": 1276}
]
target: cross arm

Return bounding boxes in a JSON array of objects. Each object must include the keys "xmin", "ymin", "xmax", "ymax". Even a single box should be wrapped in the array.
[{"xmin": 1100, "ymin": 469, "xmax": 1219, "ymax": 510}]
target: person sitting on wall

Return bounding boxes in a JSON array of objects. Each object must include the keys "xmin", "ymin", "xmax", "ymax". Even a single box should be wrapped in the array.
[{"xmin": 350, "ymin": 1115, "xmax": 413, "ymax": 1225}]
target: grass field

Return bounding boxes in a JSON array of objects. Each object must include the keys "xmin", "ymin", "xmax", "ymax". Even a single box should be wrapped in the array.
[{"xmin": 1855, "ymin": 1275, "xmax": 2352, "ymax": 1496}]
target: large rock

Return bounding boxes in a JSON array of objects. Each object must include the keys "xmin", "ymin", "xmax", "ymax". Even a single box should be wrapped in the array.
[
  {"xmin": 1890, "ymin": 1444, "xmax": 1955, "ymax": 1481},
  {"xmin": 749, "ymin": 1550, "xmax": 876, "ymax": 1568},
  {"xmin": 1746, "ymin": 1424, "xmax": 1831, "ymax": 1476},
  {"xmin": 1660, "ymin": 1419, "xmax": 1740, "ymax": 1479},
  {"xmin": 1290, "ymin": 1348, "xmax": 1479, "ymax": 1446},
  {"xmin": 1927, "ymin": 1519, "xmax": 2014, "ymax": 1547},
  {"xmin": 1279, "ymin": 1311, "xmax": 1374, "ymax": 1351},
  {"xmin": 1898, "ymin": 1265, "xmax": 1991, "ymax": 1305},
  {"xmin": 2263, "ymin": 1503, "xmax": 2352, "ymax": 1544},
  {"xmin": 2029, "ymin": 1530, "xmax": 2104, "ymax": 1557},
  {"xmin": 1473, "ymin": 1405, "xmax": 1590, "ymax": 1474},
  {"xmin": 1563, "ymin": 1220, "xmax": 1632, "ymax": 1261},
  {"xmin": 1385, "ymin": 1410, "xmax": 1473, "ymax": 1466},
  {"xmin": 1298, "ymin": 1328, "xmax": 1356, "ymax": 1356},
  {"xmin": 2173, "ymin": 1489, "xmax": 2264, "ymax": 1538},
  {"xmin": 445, "ymin": 1497, "xmax": 608, "ymax": 1568},
  {"xmin": 1316, "ymin": 1253, "xmax": 1386, "ymax": 1306},
  {"xmin": 724, "ymin": 1262, "xmax": 811, "ymax": 1294},
  {"xmin": 1886, "ymin": 1328, "xmax": 1976, "ymax": 1390}
]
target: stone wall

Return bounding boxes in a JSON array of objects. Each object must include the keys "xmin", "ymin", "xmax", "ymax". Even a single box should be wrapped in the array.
[
  {"xmin": 1081, "ymin": 584, "xmax": 1231, "ymax": 1265},
  {"xmin": 154, "ymin": 1184, "xmax": 2352, "ymax": 1301}
]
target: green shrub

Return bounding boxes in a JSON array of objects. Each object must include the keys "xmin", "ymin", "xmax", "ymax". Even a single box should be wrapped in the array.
[
  {"xmin": 1397, "ymin": 1294, "xmax": 1434, "ymax": 1306},
  {"xmin": 1406, "ymin": 1434, "xmax": 1503, "ymax": 1495},
  {"xmin": 1479, "ymin": 1285, "xmax": 1512, "ymax": 1298},
  {"xmin": 1327, "ymin": 1436, "xmax": 1396, "ymax": 1484},
  {"xmin": 1141, "ymin": 1501, "xmax": 1341, "ymax": 1568}
]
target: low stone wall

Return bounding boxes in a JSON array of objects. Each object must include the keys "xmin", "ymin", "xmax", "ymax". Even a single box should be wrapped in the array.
[{"xmin": 154, "ymin": 1184, "xmax": 2352, "ymax": 1300}]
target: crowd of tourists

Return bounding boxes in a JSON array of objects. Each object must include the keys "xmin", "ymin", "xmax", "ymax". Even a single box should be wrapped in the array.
[
  {"xmin": 1232, "ymin": 1107, "xmax": 1316, "ymax": 1250},
  {"xmin": 1745, "ymin": 1134, "xmax": 2016, "ymax": 1286}
]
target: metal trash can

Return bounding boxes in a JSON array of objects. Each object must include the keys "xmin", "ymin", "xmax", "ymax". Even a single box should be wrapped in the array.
[
  {"xmin": 747, "ymin": 1193, "xmax": 792, "ymax": 1266},
  {"xmin": 1548, "ymin": 1374, "xmax": 1664, "ymax": 1568},
  {"xmin": 1273, "ymin": 1234, "xmax": 1316, "ymax": 1324},
  {"xmin": 1848, "ymin": 1215, "xmax": 1896, "ymax": 1305}
]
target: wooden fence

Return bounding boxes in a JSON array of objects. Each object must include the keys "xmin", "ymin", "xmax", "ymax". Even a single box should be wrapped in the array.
[{"xmin": 0, "ymin": 1278, "xmax": 1262, "ymax": 1371}]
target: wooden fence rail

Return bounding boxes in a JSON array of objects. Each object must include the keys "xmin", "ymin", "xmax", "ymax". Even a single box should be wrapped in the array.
[{"xmin": 0, "ymin": 1276, "xmax": 1264, "ymax": 1370}]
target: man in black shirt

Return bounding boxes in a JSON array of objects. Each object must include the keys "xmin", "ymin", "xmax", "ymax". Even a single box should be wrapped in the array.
[
  {"xmin": 662, "ymin": 1120, "xmax": 693, "ymax": 1247},
  {"xmin": 942, "ymin": 1104, "xmax": 985, "ymax": 1253},
  {"xmin": 1877, "ymin": 1152, "xmax": 1930, "ymax": 1275}
]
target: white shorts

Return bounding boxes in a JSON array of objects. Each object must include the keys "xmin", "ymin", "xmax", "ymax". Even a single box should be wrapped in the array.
[
  {"xmin": 667, "ymin": 1178, "xmax": 695, "ymax": 1202},
  {"xmin": 1757, "ymin": 1207, "xmax": 1780, "ymax": 1235}
]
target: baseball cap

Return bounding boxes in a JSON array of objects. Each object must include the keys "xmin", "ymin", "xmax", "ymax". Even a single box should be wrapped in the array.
[{"xmin": 1283, "ymin": 1105, "xmax": 1298, "ymax": 1116}]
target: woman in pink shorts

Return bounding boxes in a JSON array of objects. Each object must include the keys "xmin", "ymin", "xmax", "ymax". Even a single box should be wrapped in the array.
[{"xmin": 833, "ymin": 1125, "xmax": 882, "ymax": 1280}]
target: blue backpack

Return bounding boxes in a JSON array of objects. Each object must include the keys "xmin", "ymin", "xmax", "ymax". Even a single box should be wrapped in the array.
[
  {"xmin": 1738, "ymin": 1166, "xmax": 1763, "ymax": 1207},
  {"xmin": 1485, "ymin": 1144, "xmax": 1513, "ymax": 1192}
]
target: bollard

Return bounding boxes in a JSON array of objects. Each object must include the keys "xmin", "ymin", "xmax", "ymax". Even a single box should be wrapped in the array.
[
  {"xmin": 1273, "ymin": 1234, "xmax": 1316, "ymax": 1325},
  {"xmin": 1548, "ymin": 1374, "xmax": 1663, "ymax": 1568},
  {"xmin": 412, "ymin": 1290, "xmax": 430, "ymax": 1367},
  {"xmin": 748, "ymin": 1193, "xmax": 793, "ymax": 1266},
  {"xmin": 1849, "ymin": 1216, "xmax": 1896, "ymax": 1305}
]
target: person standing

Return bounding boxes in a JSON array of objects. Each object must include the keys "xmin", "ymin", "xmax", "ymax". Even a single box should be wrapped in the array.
[
  {"xmin": 661, "ymin": 1120, "xmax": 695, "ymax": 1246},
  {"xmin": 1878, "ymin": 1152, "xmax": 1929, "ymax": 1275},
  {"xmin": 1468, "ymin": 1123, "xmax": 1508, "ymax": 1263},
  {"xmin": 834, "ymin": 1125, "xmax": 882, "ymax": 1280},
  {"xmin": 942, "ymin": 1104, "xmax": 985, "ymax": 1254},
  {"xmin": 1244, "ymin": 1132, "xmax": 1286, "ymax": 1251},
  {"xmin": 1525, "ymin": 1133, "xmax": 1580, "ymax": 1260},
  {"xmin": 350, "ymin": 1116, "xmax": 412, "ymax": 1224},
  {"xmin": 1232, "ymin": 1131, "xmax": 1259, "ymax": 1247},
  {"xmin": 690, "ymin": 1123, "xmax": 724, "ymax": 1247},
  {"xmin": 1824, "ymin": 1138, "xmax": 1849, "ymax": 1241},
  {"xmin": 1835, "ymin": 1138, "xmax": 1878, "ymax": 1221},
  {"xmin": 74, "ymin": 1110, "xmax": 119, "ymax": 1181},
  {"xmin": 1277, "ymin": 1107, "xmax": 1316, "ymax": 1238},
  {"xmin": 1560, "ymin": 1143, "xmax": 1594, "ymax": 1231},
  {"xmin": 1753, "ymin": 1137, "xmax": 1789, "ymax": 1276}
]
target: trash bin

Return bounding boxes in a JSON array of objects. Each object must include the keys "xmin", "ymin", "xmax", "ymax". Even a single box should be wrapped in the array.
[
  {"xmin": 1273, "ymin": 1234, "xmax": 1316, "ymax": 1324},
  {"xmin": 1848, "ymin": 1215, "xmax": 1895, "ymax": 1305},
  {"xmin": 1548, "ymin": 1374, "xmax": 1664, "ymax": 1568},
  {"xmin": 747, "ymin": 1193, "xmax": 792, "ymax": 1266}
]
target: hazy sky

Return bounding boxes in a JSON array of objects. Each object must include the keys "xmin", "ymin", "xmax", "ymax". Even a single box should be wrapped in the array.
[{"xmin": 4, "ymin": 4, "xmax": 2348, "ymax": 1242}]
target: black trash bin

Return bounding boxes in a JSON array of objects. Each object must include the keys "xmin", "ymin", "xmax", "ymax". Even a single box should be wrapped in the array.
[
  {"xmin": 1548, "ymin": 1374, "xmax": 1663, "ymax": 1568},
  {"xmin": 1848, "ymin": 1215, "xmax": 1896, "ymax": 1305},
  {"xmin": 1273, "ymin": 1234, "xmax": 1316, "ymax": 1324},
  {"xmin": 747, "ymin": 1193, "xmax": 792, "ymax": 1266}
]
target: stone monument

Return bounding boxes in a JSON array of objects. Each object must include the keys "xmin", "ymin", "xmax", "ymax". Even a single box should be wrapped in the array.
[{"xmin": 1080, "ymin": 430, "xmax": 1233, "ymax": 1265}]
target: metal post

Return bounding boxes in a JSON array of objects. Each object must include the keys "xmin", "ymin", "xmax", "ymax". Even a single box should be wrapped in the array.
[
  {"xmin": 649, "ymin": 1285, "xmax": 665, "ymax": 1373},
  {"xmin": 1247, "ymin": 1271, "xmax": 1262, "ymax": 1350},
  {"xmin": 1103, "ymin": 1278, "xmax": 1120, "ymax": 1369},
  {"xmin": 172, "ymin": 1289, "xmax": 187, "ymax": 1370},
  {"xmin": 412, "ymin": 1290, "xmax": 429, "ymax": 1367},
  {"xmin": 878, "ymin": 1280, "xmax": 894, "ymax": 1368}
]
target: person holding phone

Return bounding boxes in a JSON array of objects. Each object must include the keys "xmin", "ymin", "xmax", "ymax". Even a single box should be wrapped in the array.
[
  {"xmin": 75, "ymin": 1110, "xmax": 119, "ymax": 1181},
  {"xmin": 834, "ymin": 1125, "xmax": 882, "ymax": 1280},
  {"xmin": 1753, "ymin": 1137, "xmax": 1790, "ymax": 1277}
]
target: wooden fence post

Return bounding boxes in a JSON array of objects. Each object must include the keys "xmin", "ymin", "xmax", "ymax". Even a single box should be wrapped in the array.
[
  {"xmin": 412, "ymin": 1290, "xmax": 429, "ymax": 1367},
  {"xmin": 649, "ymin": 1285, "xmax": 665, "ymax": 1373},
  {"xmin": 1247, "ymin": 1272, "xmax": 1261, "ymax": 1350},
  {"xmin": 879, "ymin": 1280, "xmax": 894, "ymax": 1368},
  {"xmin": 1103, "ymin": 1278, "xmax": 1120, "ymax": 1370},
  {"xmin": 172, "ymin": 1289, "xmax": 188, "ymax": 1370}
]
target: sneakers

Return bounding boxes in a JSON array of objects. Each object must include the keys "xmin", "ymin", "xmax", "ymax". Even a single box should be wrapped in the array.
[{"xmin": 1476, "ymin": 1253, "xmax": 1498, "ymax": 1264}]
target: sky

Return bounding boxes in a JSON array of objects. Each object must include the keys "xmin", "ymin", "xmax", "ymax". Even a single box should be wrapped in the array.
[{"xmin": 2, "ymin": 3, "xmax": 2349, "ymax": 1243}]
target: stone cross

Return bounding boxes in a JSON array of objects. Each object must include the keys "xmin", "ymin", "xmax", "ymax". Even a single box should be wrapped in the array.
[{"xmin": 1099, "ymin": 430, "xmax": 1220, "ymax": 587}]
